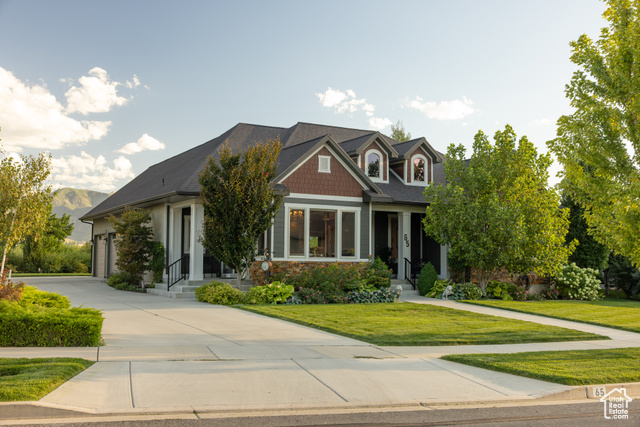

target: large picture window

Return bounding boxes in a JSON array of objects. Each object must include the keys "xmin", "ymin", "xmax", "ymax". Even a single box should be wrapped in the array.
[{"xmin": 286, "ymin": 205, "xmax": 359, "ymax": 259}]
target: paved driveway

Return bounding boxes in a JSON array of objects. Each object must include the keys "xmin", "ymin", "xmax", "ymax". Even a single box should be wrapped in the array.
[{"xmin": 1, "ymin": 277, "xmax": 582, "ymax": 414}]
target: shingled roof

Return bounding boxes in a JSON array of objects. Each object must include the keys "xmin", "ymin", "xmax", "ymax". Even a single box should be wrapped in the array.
[{"xmin": 81, "ymin": 122, "xmax": 443, "ymax": 219}]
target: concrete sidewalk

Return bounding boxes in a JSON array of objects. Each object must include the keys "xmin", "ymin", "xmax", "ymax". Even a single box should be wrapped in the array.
[{"xmin": 1, "ymin": 277, "xmax": 639, "ymax": 419}]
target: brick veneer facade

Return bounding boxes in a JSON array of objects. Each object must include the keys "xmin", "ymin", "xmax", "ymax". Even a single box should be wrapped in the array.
[{"xmin": 249, "ymin": 260, "xmax": 366, "ymax": 286}]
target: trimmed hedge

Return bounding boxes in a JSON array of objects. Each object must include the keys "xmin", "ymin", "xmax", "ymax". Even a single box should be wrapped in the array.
[{"xmin": 0, "ymin": 301, "xmax": 103, "ymax": 347}]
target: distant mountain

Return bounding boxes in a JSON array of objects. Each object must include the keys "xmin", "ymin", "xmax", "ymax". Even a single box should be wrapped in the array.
[{"xmin": 52, "ymin": 188, "xmax": 110, "ymax": 243}]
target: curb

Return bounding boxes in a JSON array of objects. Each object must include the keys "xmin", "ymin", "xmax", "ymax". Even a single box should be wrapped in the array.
[{"xmin": 538, "ymin": 382, "xmax": 640, "ymax": 401}]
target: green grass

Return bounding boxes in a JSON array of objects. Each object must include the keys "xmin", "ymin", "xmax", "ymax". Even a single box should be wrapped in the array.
[
  {"xmin": 0, "ymin": 358, "xmax": 94, "ymax": 401},
  {"xmin": 443, "ymin": 347, "xmax": 640, "ymax": 385},
  {"xmin": 463, "ymin": 299, "xmax": 640, "ymax": 333},
  {"xmin": 10, "ymin": 273, "xmax": 91, "ymax": 277},
  {"xmin": 238, "ymin": 303, "xmax": 607, "ymax": 346}
]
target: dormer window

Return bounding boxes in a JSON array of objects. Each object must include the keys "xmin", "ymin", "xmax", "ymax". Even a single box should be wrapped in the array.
[
  {"xmin": 367, "ymin": 152, "xmax": 380, "ymax": 178},
  {"xmin": 411, "ymin": 154, "xmax": 427, "ymax": 184}
]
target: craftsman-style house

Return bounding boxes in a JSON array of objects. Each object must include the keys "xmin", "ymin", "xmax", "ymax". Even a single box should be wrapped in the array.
[{"xmin": 81, "ymin": 122, "xmax": 449, "ymax": 289}]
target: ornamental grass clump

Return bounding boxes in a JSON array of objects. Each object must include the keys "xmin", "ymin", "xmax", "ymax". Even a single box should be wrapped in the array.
[{"xmin": 554, "ymin": 263, "xmax": 601, "ymax": 301}]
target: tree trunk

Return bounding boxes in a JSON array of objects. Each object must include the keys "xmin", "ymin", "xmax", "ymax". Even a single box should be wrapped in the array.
[
  {"xmin": 236, "ymin": 268, "xmax": 243, "ymax": 289},
  {"xmin": 0, "ymin": 246, "xmax": 8, "ymax": 284},
  {"xmin": 479, "ymin": 269, "xmax": 487, "ymax": 291}
]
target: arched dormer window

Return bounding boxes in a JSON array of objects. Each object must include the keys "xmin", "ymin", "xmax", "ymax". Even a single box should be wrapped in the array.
[
  {"xmin": 366, "ymin": 149, "xmax": 383, "ymax": 181},
  {"xmin": 411, "ymin": 154, "xmax": 427, "ymax": 184}
]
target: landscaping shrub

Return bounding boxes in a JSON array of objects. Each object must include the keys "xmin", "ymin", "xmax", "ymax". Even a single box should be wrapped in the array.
[
  {"xmin": 295, "ymin": 287, "xmax": 328, "ymax": 304},
  {"xmin": 554, "ymin": 263, "xmax": 602, "ymax": 301},
  {"xmin": 245, "ymin": 281, "xmax": 294, "ymax": 304},
  {"xmin": 195, "ymin": 281, "xmax": 246, "ymax": 305},
  {"xmin": 486, "ymin": 280, "xmax": 514, "ymax": 300},
  {"xmin": 456, "ymin": 282, "xmax": 485, "ymax": 300},
  {"xmin": 417, "ymin": 262, "xmax": 438, "ymax": 296},
  {"xmin": 0, "ymin": 280, "xmax": 25, "ymax": 302},
  {"xmin": 363, "ymin": 257, "xmax": 392, "ymax": 289},
  {"xmin": 0, "ymin": 300, "xmax": 102, "ymax": 347},
  {"xmin": 273, "ymin": 260, "xmax": 392, "ymax": 303},
  {"xmin": 106, "ymin": 272, "xmax": 144, "ymax": 292},
  {"xmin": 148, "ymin": 241, "xmax": 166, "ymax": 284},
  {"xmin": 19, "ymin": 286, "xmax": 70, "ymax": 309},
  {"xmin": 426, "ymin": 279, "xmax": 453, "ymax": 298},
  {"xmin": 538, "ymin": 288, "xmax": 560, "ymax": 301},
  {"xmin": 347, "ymin": 287, "xmax": 399, "ymax": 303}
]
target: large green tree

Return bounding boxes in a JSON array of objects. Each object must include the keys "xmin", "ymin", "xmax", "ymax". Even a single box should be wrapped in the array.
[
  {"xmin": 562, "ymin": 192, "xmax": 609, "ymax": 271},
  {"xmin": 548, "ymin": 0, "xmax": 640, "ymax": 265},
  {"xmin": 108, "ymin": 207, "xmax": 154, "ymax": 288},
  {"xmin": 390, "ymin": 120, "xmax": 412, "ymax": 142},
  {"xmin": 0, "ymin": 139, "xmax": 53, "ymax": 280},
  {"xmin": 23, "ymin": 213, "xmax": 74, "ymax": 272},
  {"xmin": 199, "ymin": 138, "xmax": 283, "ymax": 287},
  {"xmin": 424, "ymin": 125, "xmax": 573, "ymax": 290}
]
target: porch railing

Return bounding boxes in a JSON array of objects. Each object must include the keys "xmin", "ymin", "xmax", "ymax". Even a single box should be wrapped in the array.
[
  {"xmin": 167, "ymin": 255, "xmax": 189, "ymax": 291},
  {"xmin": 404, "ymin": 258, "xmax": 416, "ymax": 290}
]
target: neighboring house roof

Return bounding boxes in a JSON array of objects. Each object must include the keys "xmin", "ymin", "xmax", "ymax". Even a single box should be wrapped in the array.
[{"xmin": 82, "ymin": 122, "xmax": 445, "ymax": 220}]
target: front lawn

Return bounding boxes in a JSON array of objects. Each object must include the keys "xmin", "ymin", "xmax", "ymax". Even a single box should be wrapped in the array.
[
  {"xmin": 239, "ymin": 303, "xmax": 607, "ymax": 346},
  {"xmin": 443, "ymin": 347, "xmax": 640, "ymax": 385},
  {"xmin": 463, "ymin": 299, "xmax": 640, "ymax": 333},
  {"xmin": 0, "ymin": 358, "xmax": 94, "ymax": 401}
]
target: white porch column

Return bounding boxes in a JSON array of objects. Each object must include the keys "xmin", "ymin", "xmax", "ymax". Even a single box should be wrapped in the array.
[
  {"xmin": 170, "ymin": 207, "xmax": 181, "ymax": 265},
  {"xmin": 440, "ymin": 243, "xmax": 449, "ymax": 279},
  {"xmin": 189, "ymin": 203, "xmax": 204, "ymax": 281},
  {"xmin": 398, "ymin": 211, "xmax": 411, "ymax": 280}
]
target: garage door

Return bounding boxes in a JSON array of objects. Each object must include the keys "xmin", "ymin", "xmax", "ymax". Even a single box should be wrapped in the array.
[{"xmin": 94, "ymin": 234, "xmax": 106, "ymax": 278}]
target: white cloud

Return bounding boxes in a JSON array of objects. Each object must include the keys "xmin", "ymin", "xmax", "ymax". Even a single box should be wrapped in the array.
[
  {"xmin": 0, "ymin": 67, "xmax": 112, "ymax": 151},
  {"xmin": 65, "ymin": 67, "xmax": 129, "ymax": 115},
  {"xmin": 407, "ymin": 96, "xmax": 476, "ymax": 120},
  {"xmin": 317, "ymin": 87, "xmax": 392, "ymax": 130},
  {"xmin": 316, "ymin": 87, "xmax": 372, "ymax": 115},
  {"xmin": 51, "ymin": 152, "xmax": 134, "ymax": 192},
  {"xmin": 117, "ymin": 133, "xmax": 165, "ymax": 155},
  {"xmin": 369, "ymin": 117, "xmax": 392, "ymax": 130}
]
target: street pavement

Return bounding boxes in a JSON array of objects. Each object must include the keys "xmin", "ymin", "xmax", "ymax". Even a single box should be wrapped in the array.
[{"xmin": 1, "ymin": 277, "xmax": 639, "ymax": 420}]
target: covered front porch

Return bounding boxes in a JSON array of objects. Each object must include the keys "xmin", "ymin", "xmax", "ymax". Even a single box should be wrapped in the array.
[{"xmin": 372, "ymin": 206, "xmax": 448, "ymax": 283}]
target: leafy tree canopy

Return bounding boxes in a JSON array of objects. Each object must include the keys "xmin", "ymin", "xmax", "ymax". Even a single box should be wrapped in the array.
[
  {"xmin": 548, "ymin": 0, "xmax": 640, "ymax": 265},
  {"xmin": 424, "ymin": 125, "xmax": 573, "ymax": 290},
  {"xmin": 0, "ymin": 135, "xmax": 53, "ymax": 280},
  {"xmin": 199, "ymin": 138, "xmax": 283, "ymax": 286},
  {"xmin": 390, "ymin": 120, "xmax": 412, "ymax": 142},
  {"xmin": 23, "ymin": 213, "xmax": 74, "ymax": 271},
  {"xmin": 562, "ymin": 192, "xmax": 609, "ymax": 271}
]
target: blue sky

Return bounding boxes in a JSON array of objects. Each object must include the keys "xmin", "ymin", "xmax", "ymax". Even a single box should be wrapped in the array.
[{"xmin": 0, "ymin": 0, "xmax": 607, "ymax": 192}]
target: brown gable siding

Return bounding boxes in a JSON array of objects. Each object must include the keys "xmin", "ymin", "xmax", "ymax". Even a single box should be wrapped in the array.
[
  {"xmin": 408, "ymin": 146, "xmax": 432, "ymax": 184},
  {"xmin": 282, "ymin": 147, "xmax": 363, "ymax": 197},
  {"xmin": 362, "ymin": 140, "xmax": 388, "ymax": 181}
]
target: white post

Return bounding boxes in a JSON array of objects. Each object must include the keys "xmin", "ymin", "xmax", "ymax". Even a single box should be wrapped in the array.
[{"xmin": 189, "ymin": 203, "xmax": 204, "ymax": 281}]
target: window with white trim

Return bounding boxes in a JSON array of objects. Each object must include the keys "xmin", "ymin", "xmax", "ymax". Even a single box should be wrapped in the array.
[
  {"xmin": 411, "ymin": 154, "xmax": 427, "ymax": 183},
  {"xmin": 318, "ymin": 155, "xmax": 331, "ymax": 173},
  {"xmin": 286, "ymin": 205, "xmax": 359, "ymax": 259},
  {"xmin": 366, "ymin": 149, "xmax": 383, "ymax": 180}
]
